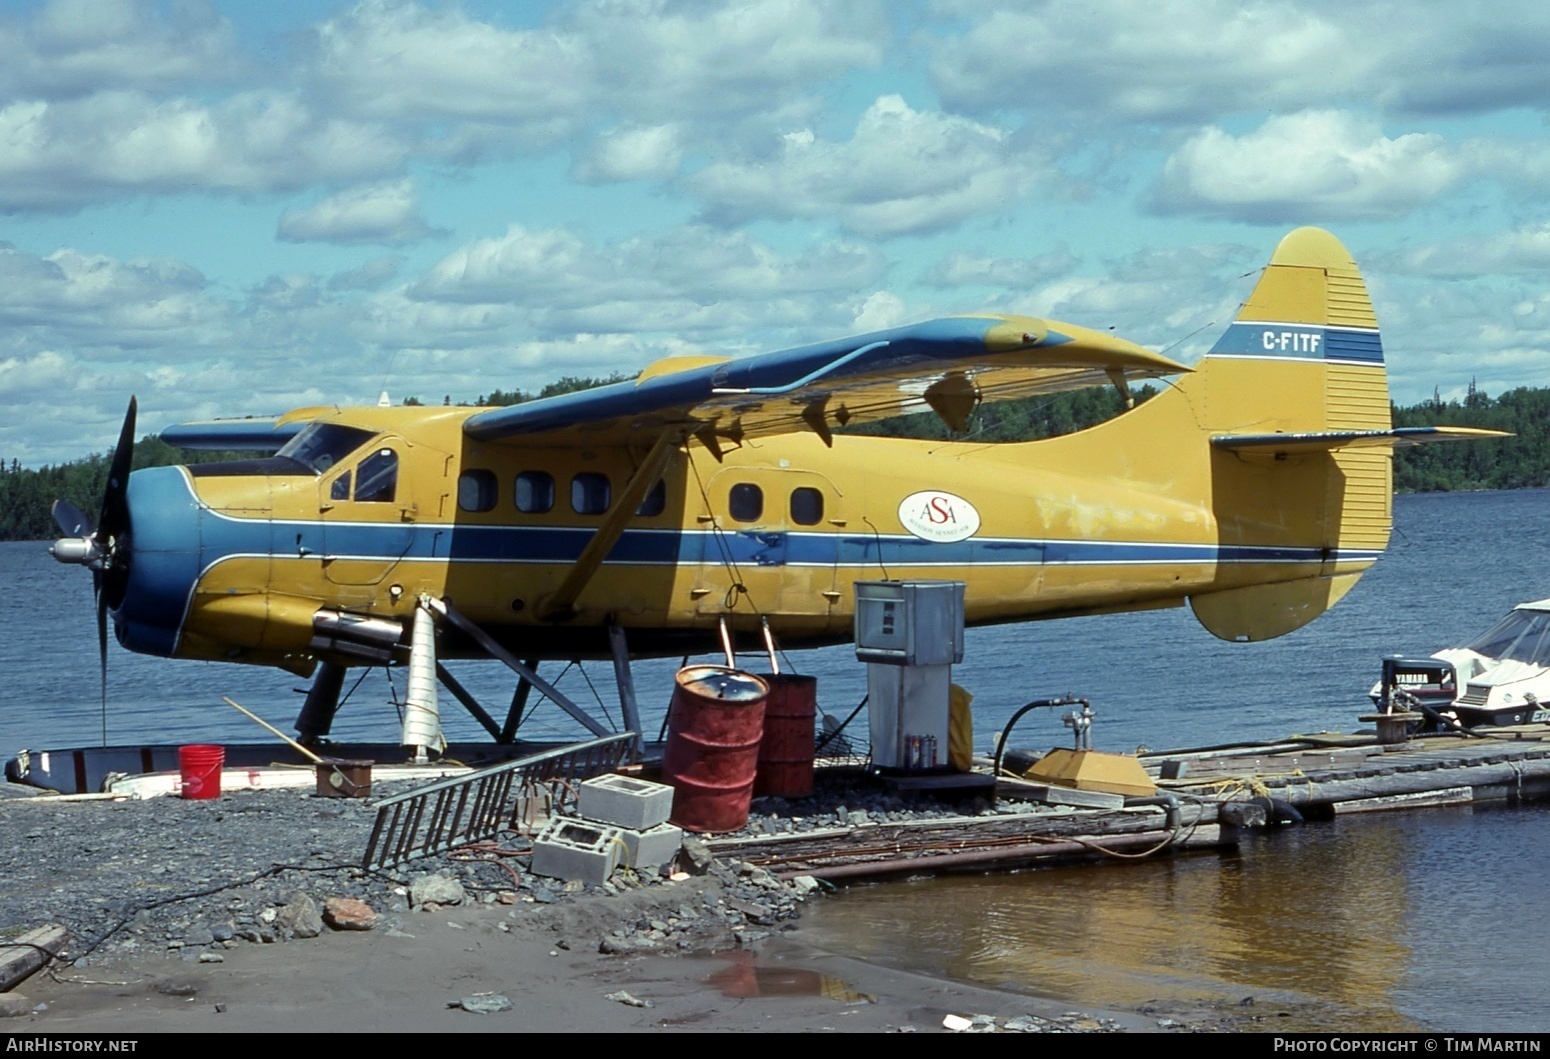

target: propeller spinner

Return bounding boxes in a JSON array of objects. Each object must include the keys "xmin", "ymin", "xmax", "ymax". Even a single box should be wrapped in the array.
[{"xmin": 49, "ymin": 397, "xmax": 137, "ymax": 742}]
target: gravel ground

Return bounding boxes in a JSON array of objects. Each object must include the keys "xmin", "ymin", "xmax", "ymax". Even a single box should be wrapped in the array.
[
  {"xmin": 0, "ymin": 775, "xmax": 1236, "ymax": 1032},
  {"xmin": 0, "ymin": 766, "xmax": 1030, "ymax": 969},
  {"xmin": 0, "ymin": 779, "xmax": 815, "ymax": 969}
]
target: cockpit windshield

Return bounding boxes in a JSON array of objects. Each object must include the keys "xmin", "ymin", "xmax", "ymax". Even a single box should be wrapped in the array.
[
  {"xmin": 277, "ymin": 423, "xmax": 377, "ymax": 475},
  {"xmin": 1462, "ymin": 608, "xmax": 1550, "ymax": 666}
]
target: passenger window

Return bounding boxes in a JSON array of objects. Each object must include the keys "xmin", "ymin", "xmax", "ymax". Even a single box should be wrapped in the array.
[
  {"xmin": 330, "ymin": 472, "xmax": 351, "ymax": 502},
  {"xmin": 354, "ymin": 449, "xmax": 397, "ymax": 503},
  {"xmin": 459, "ymin": 470, "xmax": 497, "ymax": 512},
  {"xmin": 572, "ymin": 473, "xmax": 611, "ymax": 515},
  {"xmin": 729, "ymin": 483, "xmax": 763, "ymax": 522},
  {"xmin": 790, "ymin": 487, "xmax": 824, "ymax": 525},
  {"xmin": 637, "ymin": 479, "xmax": 666, "ymax": 517},
  {"xmin": 515, "ymin": 471, "xmax": 554, "ymax": 514}
]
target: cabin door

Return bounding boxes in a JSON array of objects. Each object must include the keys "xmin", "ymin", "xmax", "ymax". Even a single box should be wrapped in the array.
[
  {"xmin": 317, "ymin": 439, "xmax": 417, "ymax": 588},
  {"xmin": 702, "ymin": 466, "xmax": 842, "ymax": 620}
]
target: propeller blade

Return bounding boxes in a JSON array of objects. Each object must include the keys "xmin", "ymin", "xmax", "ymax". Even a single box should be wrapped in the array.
[
  {"xmin": 98, "ymin": 396, "xmax": 137, "ymax": 545},
  {"xmin": 51, "ymin": 499, "xmax": 96, "ymax": 538}
]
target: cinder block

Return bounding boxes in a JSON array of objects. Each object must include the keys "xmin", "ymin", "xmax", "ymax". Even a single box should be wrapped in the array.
[
  {"xmin": 618, "ymin": 822, "xmax": 683, "ymax": 872},
  {"xmin": 529, "ymin": 818, "xmax": 622, "ymax": 886},
  {"xmin": 577, "ymin": 773, "xmax": 674, "ymax": 830}
]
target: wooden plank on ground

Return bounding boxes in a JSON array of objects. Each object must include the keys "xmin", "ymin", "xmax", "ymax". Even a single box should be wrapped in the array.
[{"xmin": 0, "ymin": 924, "xmax": 68, "ymax": 991}]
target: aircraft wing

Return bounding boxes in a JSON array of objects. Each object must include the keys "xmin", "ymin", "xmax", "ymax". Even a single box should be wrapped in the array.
[
  {"xmin": 463, "ymin": 315, "xmax": 1189, "ymax": 447},
  {"xmin": 160, "ymin": 418, "xmax": 306, "ymax": 452}
]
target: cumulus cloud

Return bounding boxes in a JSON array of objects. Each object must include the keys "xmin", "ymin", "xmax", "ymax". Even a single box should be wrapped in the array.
[
  {"xmin": 305, "ymin": 0, "xmax": 594, "ymax": 140},
  {"xmin": 410, "ymin": 224, "xmax": 886, "ymax": 319},
  {"xmin": 927, "ymin": 1, "xmax": 1550, "ymax": 125},
  {"xmin": 575, "ymin": 0, "xmax": 885, "ymax": 121},
  {"xmin": 0, "ymin": 0, "xmax": 244, "ymax": 98},
  {"xmin": 0, "ymin": 221, "xmax": 903, "ymax": 463},
  {"xmin": 928, "ymin": 0, "xmax": 1361, "ymax": 123},
  {"xmin": 0, "ymin": 244, "xmax": 219, "ymax": 341},
  {"xmin": 306, "ymin": 0, "xmax": 883, "ymax": 153},
  {"xmin": 1010, "ymin": 241, "xmax": 1262, "ymax": 354},
  {"xmin": 1384, "ymin": 222, "xmax": 1550, "ymax": 278},
  {"xmin": 688, "ymin": 95, "xmax": 1042, "ymax": 237},
  {"xmin": 922, "ymin": 250, "xmax": 1079, "ymax": 290},
  {"xmin": 278, "ymin": 181, "xmax": 436, "ymax": 245},
  {"xmin": 1150, "ymin": 110, "xmax": 1463, "ymax": 222},
  {"xmin": 0, "ymin": 91, "xmax": 407, "ymax": 212},
  {"xmin": 573, "ymin": 124, "xmax": 684, "ymax": 183},
  {"xmin": 329, "ymin": 256, "xmax": 404, "ymax": 292},
  {"xmin": 0, "ymin": 349, "xmax": 77, "ymax": 394}
]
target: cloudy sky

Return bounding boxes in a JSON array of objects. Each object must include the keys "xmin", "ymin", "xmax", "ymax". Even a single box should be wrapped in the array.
[{"xmin": 4, "ymin": 0, "xmax": 1550, "ymax": 466}]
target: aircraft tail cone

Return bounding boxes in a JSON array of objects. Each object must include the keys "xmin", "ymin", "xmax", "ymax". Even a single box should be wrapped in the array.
[{"xmin": 402, "ymin": 601, "xmax": 443, "ymax": 759}]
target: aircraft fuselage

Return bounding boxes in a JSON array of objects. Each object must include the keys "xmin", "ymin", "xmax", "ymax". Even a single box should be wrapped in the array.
[{"xmin": 111, "ymin": 388, "xmax": 1386, "ymax": 675}]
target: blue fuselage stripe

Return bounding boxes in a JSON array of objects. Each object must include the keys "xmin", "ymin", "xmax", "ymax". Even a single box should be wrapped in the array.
[
  {"xmin": 1207, "ymin": 322, "xmax": 1383, "ymax": 363},
  {"xmin": 202, "ymin": 515, "xmax": 1375, "ymax": 569}
]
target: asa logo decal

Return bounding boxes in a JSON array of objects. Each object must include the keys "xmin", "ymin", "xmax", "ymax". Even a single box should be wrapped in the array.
[{"xmin": 898, "ymin": 490, "xmax": 980, "ymax": 543}]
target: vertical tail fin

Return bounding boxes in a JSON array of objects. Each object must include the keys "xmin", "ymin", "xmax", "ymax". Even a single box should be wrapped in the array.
[{"xmin": 1186, "ymin": 228, "xmax": 1394, "ymax": 641}]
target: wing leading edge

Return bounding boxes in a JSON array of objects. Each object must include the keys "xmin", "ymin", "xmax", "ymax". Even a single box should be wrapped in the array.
[{"xmin": 463, "ymin": 315, "xmax": 1189, "ymax": 448}]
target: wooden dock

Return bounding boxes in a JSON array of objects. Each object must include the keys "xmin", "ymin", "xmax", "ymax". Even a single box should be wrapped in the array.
[{"xmin": 708, "ymin": 727, "xmax": 1550, "ymax": 882}]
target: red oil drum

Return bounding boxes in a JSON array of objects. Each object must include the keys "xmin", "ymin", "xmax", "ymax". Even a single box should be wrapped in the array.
[
  {"xmin": 178, "ymin": 744, "xmax": 223, "ymax": 800},
  {"xmin": 754, "ymin": 673, "xmax": 817, "ymax": 798},
  {"xmin": 662, "ymin": 666, "xmax": 768, "ymax": 833}
]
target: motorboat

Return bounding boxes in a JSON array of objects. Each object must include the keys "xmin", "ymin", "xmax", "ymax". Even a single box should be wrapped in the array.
[{"xmin": 1371, "ymin": 599, "xmax": 1550, "ymax": 728}]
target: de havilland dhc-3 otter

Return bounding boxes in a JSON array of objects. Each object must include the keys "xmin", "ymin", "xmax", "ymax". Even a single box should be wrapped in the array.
[{"xmin": 48, "ymin": 228, "xmax": 1503, "ymax": 756}]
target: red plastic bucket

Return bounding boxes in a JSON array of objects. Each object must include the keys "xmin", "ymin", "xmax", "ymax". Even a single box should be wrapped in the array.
[
  {"xmin": 662, "ymin": 666, "xmax": 768, "ymax": 833},
  {"xmin": 179, "ymin": 744, "xmax": 224, "ymax": 800},
  {"xmin": 755, "ymin": 674, "xmax": 817, "ymax": 798}
]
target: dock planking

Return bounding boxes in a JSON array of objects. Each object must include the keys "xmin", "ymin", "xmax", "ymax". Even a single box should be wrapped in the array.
[{"xmin": 722, "ymin": 728, "xmax": 1550, "ymax": 880}]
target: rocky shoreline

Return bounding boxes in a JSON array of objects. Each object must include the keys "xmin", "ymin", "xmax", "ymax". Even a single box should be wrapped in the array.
[
  {"xmin": 0, "ymin": 781, "xmax": 810, "ymax": 965},
  {"xmin": 0, "ymin": 778, "xmax": 1234, "ymax": 1032}
]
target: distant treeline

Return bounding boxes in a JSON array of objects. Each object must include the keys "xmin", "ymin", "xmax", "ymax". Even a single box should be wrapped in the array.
[
  {"xmin": 0, "ymin": 378, "xmax": 1536, "ymax": 542},
  {"xmin": 1390, "ymin": 383, "xmax": 1550, "ymax": 493}
]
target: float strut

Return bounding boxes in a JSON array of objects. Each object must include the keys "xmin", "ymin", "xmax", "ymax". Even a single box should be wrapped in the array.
[
  {"xmin": 430, "ymin": 598, "xmax": 612, "ymax": 738},
  {"xmin": 609, "ymin": 622, "xmax": 642, "ymax": 751},
  {"xmin": 500, "ymin": 661, "xmax": 539, "ymax": 743},
  {"xmin": 295, "ymin": 661, "xmax": 346, "ymax": 745},
  {"xmin": 433, "ymin": 662, "xmax": 504, "ymax": 741}
]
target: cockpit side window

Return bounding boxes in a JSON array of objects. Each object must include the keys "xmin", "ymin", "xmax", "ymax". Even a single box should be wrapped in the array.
[
  {"xmin": 354, "ymin": 449, "xmax": 398, "ymax": 503},
  {"xmin": 278, "ymin": 423, "xmax": 377, "ymax": 475},
  {"xmin": 330, "ymin": 472, "xmax": 352, "ymax": 502}
]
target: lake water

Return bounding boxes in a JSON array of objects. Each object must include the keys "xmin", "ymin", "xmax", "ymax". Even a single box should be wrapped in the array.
[{"xmin": 4, "ymin": 488, "xmax": 1549, "ymax": 1029}]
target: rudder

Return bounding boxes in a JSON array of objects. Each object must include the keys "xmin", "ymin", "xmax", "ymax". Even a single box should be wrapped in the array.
[{"xmin": 1187, "ymin": 228, "xmax": 1393, "ymax": 641}]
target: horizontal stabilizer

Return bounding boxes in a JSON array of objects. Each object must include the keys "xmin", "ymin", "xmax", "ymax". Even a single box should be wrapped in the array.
[
  {"xmin": 161, "ymin": 419, "xmax": 305, "ymax": 452},
  {"xmin": 1211, "ymin": 426, "xmax": 1510, "ymax": 453}
]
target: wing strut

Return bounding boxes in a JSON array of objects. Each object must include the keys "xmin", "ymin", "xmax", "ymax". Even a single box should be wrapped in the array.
[
  {"xmin": 536, "ymin": 430, "xmax": 683, "ymax": 622},
  {"xmin": 428, "ymin": 598, "xmax": 613, "ymax": 738}
]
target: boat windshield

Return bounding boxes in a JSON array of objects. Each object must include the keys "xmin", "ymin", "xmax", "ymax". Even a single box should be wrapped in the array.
[
  {"xmin": 1461, "ymin": 609, "xmax": 1550, "ymax": 666},
  {"xmin": 276, "ymin": 423, "xmax": 377, "ymax": 475}
]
